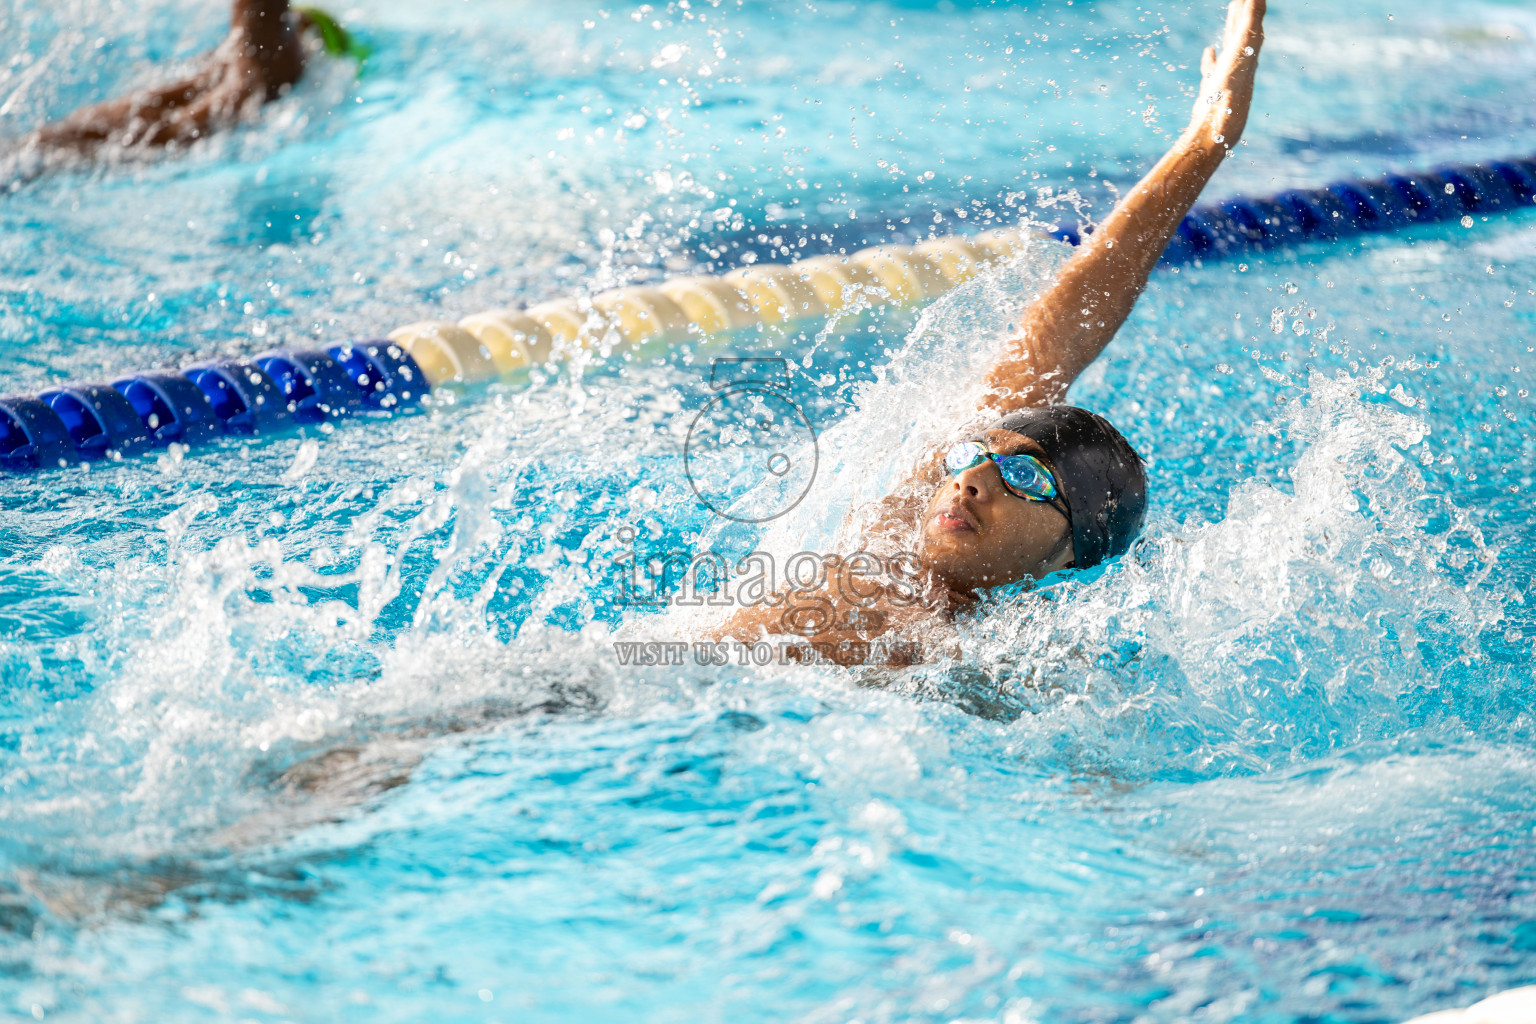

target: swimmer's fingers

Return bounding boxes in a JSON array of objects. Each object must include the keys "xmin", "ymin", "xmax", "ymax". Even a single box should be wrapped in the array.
[
  {"xmin": 1196, "ymin": 46, "xmax": 1224, "ymax": 106},
  {"xmin": 1188, "ymin": 0, "xmax": 1264, "ymax": 147},
  {"xmin": 1191, "ymin": 47, "xmax": 1225, "ymax": 133},
  {"xmin": 1199, "ymin": 0, "xmax": 1263, "ymax": 84},
  {"xmin": 1221, "ymin": 0, "xmax": 1265, "ymax": 108},
  {"xmin": 1220, "ymin": 0, "xmax": 1265, "ymax": 67}
]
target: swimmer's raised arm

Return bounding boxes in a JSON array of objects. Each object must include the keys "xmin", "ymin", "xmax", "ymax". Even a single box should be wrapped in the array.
[
  {"xmin": 985, "ymin": 0, "xmax": 1265, "ymax": 410},
  {"xmin": 839, "ymin": 0, "xmax": 1263, "ymax": 561},
  {"xmin": 711, "ymin": 9, "xmax": 1269, "ymax": 648}
]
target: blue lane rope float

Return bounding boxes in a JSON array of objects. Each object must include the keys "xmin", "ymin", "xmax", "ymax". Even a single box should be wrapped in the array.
[
  {"xmin": 111, "ymin": 372, "xmax": 223, "ymax": 447},
  {"xmin": 1150, "ymin": 157, "xmax": 1536, "ymax": 262},
  {"xmin": 37, "ymin": 383, "xmax": 149, "ymax": 460},
  {"xmin": 3, "ymin": 155, "xmax": 1534, "ymax": 474},
  {"xmin": 184, "ymin": 361, "xmax": 290, "ymax": 434},
  {"xmin": 0, "ymin": 395, "xmax": 75, "ymax": 472},
  {"xmin": 254, "ymin": 350, "xmax": 364, "ymax": 423}
]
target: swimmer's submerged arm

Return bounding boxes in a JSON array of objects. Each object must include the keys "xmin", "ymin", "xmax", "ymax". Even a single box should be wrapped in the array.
[
  {"xmin": 24, "ymin": 0, "xmax": 306, "ymax": 157},
  {"xmin": 984, "ymin": 0, "xmax": 1265, "ymax": 410}
]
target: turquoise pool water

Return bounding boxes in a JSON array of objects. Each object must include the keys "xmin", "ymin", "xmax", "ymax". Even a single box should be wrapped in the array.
[{"xmin": 2, "ymin": 1, "xmax": 1536, "ymax": 1021}]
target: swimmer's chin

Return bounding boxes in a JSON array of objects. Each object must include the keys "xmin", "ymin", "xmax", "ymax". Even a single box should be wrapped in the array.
[
  {"xmin": 920, "ymin": 515, "xmax": 988, "ymax": 562},
  {"xmin": 917, "ymin": 540, "xmax": 995, "ymax": 599},
  {"xmin": 918, "ymin": 537, "xmax": 1057, "ymax": 598}
]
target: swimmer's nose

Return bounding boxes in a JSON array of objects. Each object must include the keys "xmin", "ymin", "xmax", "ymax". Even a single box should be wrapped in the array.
[{"xmin": 953, "ymin": 462, "xmax": 999, "ymax": 501}]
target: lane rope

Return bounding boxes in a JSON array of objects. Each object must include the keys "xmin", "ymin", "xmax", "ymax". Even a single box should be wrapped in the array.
[{"xmin": 3, "ymin": 156, "xmax": 1533, "ymax": 473}]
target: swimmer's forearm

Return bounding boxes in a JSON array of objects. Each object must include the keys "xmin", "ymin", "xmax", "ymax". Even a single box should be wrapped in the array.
[
  {"xmin": 228, "ymin": 0, "xmax": 306, "ymax": 100},
  {"xmin": 1095, "ymin": 129, "xmax": 1231, "ymax": 274},
  {"xmin": 234, "ymin": 0, "xmax": 292, "ymax": 25},
  {"xmin": 984, "ymin": 0, "xmax": 1263, "ymax": 409},
  {"xmin": 997, "ymin": 137, "xmax": 1227, "ymax": 399},
  {"xmin": 27, "ymin": 0, "xmax": 306, "ymax": 158},
  {"xmin": 232, "ymin": 0, "xmax": 293, "ymax": 49}
]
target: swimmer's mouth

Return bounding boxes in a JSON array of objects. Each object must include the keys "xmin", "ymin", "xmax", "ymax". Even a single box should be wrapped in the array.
[{"xmin": 933, "ymin": 504, "xmax": 977, "ymax": 533}]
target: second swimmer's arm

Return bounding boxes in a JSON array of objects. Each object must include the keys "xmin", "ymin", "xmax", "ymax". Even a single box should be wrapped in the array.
[
  {"xmin": 26, "ymin": 0, "xmax": 306, "ymax": 157},
  {"xmin": 984, "ymin": 0, "xmax": 1265, "ymax": 410}
]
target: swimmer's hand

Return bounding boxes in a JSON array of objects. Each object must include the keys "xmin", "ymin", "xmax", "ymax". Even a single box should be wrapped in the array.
[
  {"xmin": 1183, "ymin": 0, "xmax": 1265, "ymax": 155},
  {"xmin": 22, "ymin": 0, "xmax": 307, "ymax": 159}
]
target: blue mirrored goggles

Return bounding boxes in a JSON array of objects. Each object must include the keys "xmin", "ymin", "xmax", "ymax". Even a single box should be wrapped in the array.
[{"xmin": 944, "ymin": 441, "xmax": 1070, "ymax": 518}]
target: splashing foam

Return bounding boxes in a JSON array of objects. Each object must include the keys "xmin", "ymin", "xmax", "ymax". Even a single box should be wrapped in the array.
[
  {"xmin": 754, "ymin": 239, "xmax": 1071, "ymax": 558},
  {"xmin": 0, "ymin": 237, "xmax": 1513, "ymax": 889},
  {"xmin": 930, "ymin": 363, "xmax": 1508, "ymax": 778}
]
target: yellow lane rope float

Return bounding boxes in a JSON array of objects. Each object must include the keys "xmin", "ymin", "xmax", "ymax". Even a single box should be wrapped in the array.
[
  {"xmin": 10, "ymin": 156, "xmax": 1536, "ymax": 472},
  {"xmin": 388, "ymin": 226, "xmax": 1033, "ymax": 386}
]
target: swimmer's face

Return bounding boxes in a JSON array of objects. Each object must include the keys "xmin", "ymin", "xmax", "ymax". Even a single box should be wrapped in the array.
[{"xmin": 918, "ymin": 428, "xmax": 1074, "ymax": 593}]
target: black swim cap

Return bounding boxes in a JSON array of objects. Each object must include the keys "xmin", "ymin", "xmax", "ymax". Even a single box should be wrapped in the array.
[{"xmin": 989, "ymin": 405, "xmax": 1146, "ymax": 569}]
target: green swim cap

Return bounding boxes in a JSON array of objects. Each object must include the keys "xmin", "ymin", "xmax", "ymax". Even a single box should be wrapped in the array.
[{"xmin": 296, "ymin": 6, "xmax": 372, "ymax": 63}]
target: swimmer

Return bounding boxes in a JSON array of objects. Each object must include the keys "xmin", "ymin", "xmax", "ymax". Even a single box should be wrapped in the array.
[
  {"xmin": 709, "ymin": 0, "xmax": 1265, "ymax": 666},
  {"xmin": 1, "ymin": 2, "xmax": 1266, "ymax": 927},
  {"xmin": 13, "ymin": 0, "xmax": 356, "ymax": 163}
]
